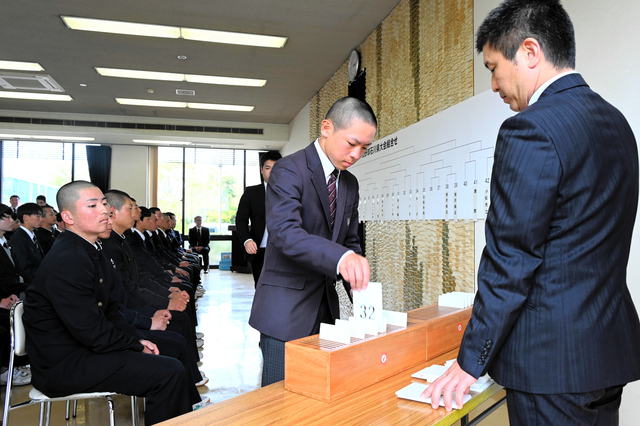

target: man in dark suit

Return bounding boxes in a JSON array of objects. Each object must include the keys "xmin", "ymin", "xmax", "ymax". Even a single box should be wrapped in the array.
[
  {"xmin": 8, "ymin": 195, "xmax": 19, "ymax": 215},
  {"xmin": 10, "ymin": 203, "xmax": 44, "ymax": 281},
  {"xmin": 236, "ymin": 151, "xmax": 282, "ymax": 287},
  {"xmin": 35, "ymin": 205, "xmax": 57, "ymax": 255},
  {"xmin": 0, "ymin": 204, "xmax": 29, "ymax": 293},
  {"xmin": 424, "ymin": 1, "xmax": 640, "ymax": 424},
  {"xmin": 188, "ymin": 216, "xmax": 210, "ymax": 272},
  {"xmin": 249, "ymin": 97, "xmax": 377, "ymax": 386},
  {"xmin": 23, "ymin": 181, "xmax": 192, "ymax": 425}
]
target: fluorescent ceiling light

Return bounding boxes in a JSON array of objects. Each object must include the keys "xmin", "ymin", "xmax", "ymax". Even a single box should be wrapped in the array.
[
  {"xmin": 0, "ymin": 134, "xmax": 94, "ymax": 141},
  {"xmin": 116, "ymin": 98, "xmax": 253, "ymax": 112},
  {"xmin": 188, "ymin": 102, "xmax": 253, "ymax": 112},
  {"xmin": 0, "ymin": 91, "xmax": 72, "ymax": 101},
  {"xmin": 61, "ymin": 16, "xmax": 287, "ymax": 48},
  {"xmin": 0, "ymin": 60, "xmax": 44, "ymax": 72},
  {"xmin": 96, "ymin": 67, "xmax": 183, "ymax": 82},
  {"xmin": 133, "ymin": 139, "xmax": 192, "ymax": 145},
  {"xmin": 180, "ymin": 28, "xmax": 286, "ymax": 48},
  {"xmin": 61, "ymin": 16, "xmax": 180, "ymax": 38},
  {"xmin": 116, "ymin": 98, "xmax": 187, "ymax": 108},
  {"xmin": 96, "ymin": 67, "xmax": 266, "ymax": 87}
]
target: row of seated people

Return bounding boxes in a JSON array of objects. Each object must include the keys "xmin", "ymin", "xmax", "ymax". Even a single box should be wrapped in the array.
[{"xmin": 1, "ymin": 182, "xmax": 211, "ymax": 424}]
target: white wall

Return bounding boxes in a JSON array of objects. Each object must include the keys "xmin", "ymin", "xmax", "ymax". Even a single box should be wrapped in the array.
[
  {"xmin": 280, "ymin": 101, "xmax": 311, "ymax": 157},
  {"xmin": 474, "ymin": 0, "xmax": 640, "ymax": 422},
  {"xmin": 109, "ymin": 145, "xmax": 149, "ymax": 205}
]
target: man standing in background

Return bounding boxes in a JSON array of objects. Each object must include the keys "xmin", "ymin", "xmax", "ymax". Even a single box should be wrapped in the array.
[{"xmin": 236, "ymin": 150, "xmax": 282, "ymax": 287}]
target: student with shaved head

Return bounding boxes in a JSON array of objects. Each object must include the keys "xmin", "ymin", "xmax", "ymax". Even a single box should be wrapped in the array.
[{"xmin": 23, "ymin": 181, "xmax": 192, "ymax": 424}]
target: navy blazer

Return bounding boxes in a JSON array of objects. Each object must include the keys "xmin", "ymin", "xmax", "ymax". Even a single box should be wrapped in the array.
[
  {"xmin": 235, "ymin": 183, "xmax": 266, "ymax": 262},
  {"xmin": 458, "ymin": 74, "xmax": 640, "ymax": 394},
  {"xmin": 249, "ymin": 143, "xmax": 361, "ymax": 342}
]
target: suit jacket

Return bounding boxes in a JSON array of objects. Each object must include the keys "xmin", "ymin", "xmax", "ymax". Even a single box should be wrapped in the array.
[
  {"xmin": 457, "ymin": 74, "xmax": 640, "ymax": 394},
  {"xmin": 249, "ymin": 143, "xmax": 361, "ymax": 342},
  {"xmin": 124, "ymin": 229, "xmax": 173, "ymax": 285},
  {"xmin": 0, "ymin": 240, "xmax": 29, "ymax": 295},
  {"xmin": 235, "ymin": 183, "xmax": 266, "ymax": 262},
  {"xmin": 23, "ymin": 231, "xmax": 145, "ymax": 397},
  {"xmin": 35, "ymin": 226, "xmax": 57, "ymax": 256},
  {"xmin": 188, "ymin": 226, "xmax": 210, "ymax": 248},
  {"xmin": 10, "ymin": 227, "xmax": 44, "ymax": 281}
]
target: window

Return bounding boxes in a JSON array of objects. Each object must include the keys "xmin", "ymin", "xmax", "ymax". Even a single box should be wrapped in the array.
[{"xmin": 1, "ymin": 141, "xmax": 90, "ymax": 210}]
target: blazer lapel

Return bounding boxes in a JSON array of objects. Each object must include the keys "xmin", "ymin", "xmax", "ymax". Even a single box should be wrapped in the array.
[
  {"xmin": 332, "ymin": 173, "xmax": 348, "ymax": 241},
  {"xmin": 307, "ymin": 145, "xmax": 332, "ymax": 231}
]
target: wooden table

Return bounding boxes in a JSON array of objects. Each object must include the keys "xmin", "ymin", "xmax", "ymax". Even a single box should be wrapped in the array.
[{"xmin": 159, "ymin": 350, "xmax": 505, "ymax": 425}]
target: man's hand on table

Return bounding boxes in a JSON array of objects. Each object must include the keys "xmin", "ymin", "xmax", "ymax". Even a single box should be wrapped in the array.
[{"xmin": 420, "ymin": 360, "xmax": 476, "ymax": 411}]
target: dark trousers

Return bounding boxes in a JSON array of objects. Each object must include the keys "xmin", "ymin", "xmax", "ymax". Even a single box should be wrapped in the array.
[
  {"xmin": 251, "ymin": 248, "xmax": 266, "ymax": 288},
  {"xmin": 85, "ymin": 351, "xmax": 191, "ymax": 425},
  {"xmin": 140, "ymin": 330, "xmax": 201, "ymax": 405},
  {"xmin": 197, "ymin": 247, "xmax": 210, "ymax": 271},
  {"xmin": 506, "ymin": 385, "xmax": 624, "ymax": 426},
  {"xmin": 260, "ymin": 294, "xmax": 333, "ymax": 387}
]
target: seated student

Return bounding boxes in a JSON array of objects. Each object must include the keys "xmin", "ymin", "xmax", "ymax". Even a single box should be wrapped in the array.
[
  {"xmin": 188, "ymin": 216, "xmax": 210, "ymax": 273},
  {"xmin": 0, "ymin": 204, "xmax": 30, "ymax": 386},
  {"xmin": 23, "ymin": 181, "xmax": 192, "ymax": 425},
  {"xmin": 55, "ymin": 212, "xmax": 66, "ymax": 233},
  {"xmin": 35, "ymin": 205, "xmax": 58, "ymax": 255},
  {"xmin": 10, "ymin": 203, "xmax": 44, "ymax": 281},
  {"xmin": 35, "ymin": 195, "xmax": 47, "ymax": 207},
  {"xmin": 98, "ymin": 214, "xmax": 208, "ymax": 391},
  {"xmin": 157, "ymin": 212, "xmax": 200, "ymax": 270}
]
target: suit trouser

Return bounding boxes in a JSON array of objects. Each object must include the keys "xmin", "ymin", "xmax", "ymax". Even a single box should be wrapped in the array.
[
  {"xmin": 198, "ymin": 247, "xmax": 210, "ymax": 271},
  {"xmin": 260, "ymin": 293, "xmax": 333, "ymax": 387},
  {"xmin": 140, "ymin": 329, "xmax": 201, "ymax": 405},
  {"xmin": 506, "ymin": 385, "xmax": 624, "ymax": 426},
  {"xmin": 251, "ymin": 248, "xmax": 266, "ymax": 288},
  {"xmin": 84, "ymin": 351, "xmax": 191, "ymax": 425}
]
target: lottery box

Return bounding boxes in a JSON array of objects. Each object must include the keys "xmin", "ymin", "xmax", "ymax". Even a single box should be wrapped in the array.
[
  {"xmin": 407, "ymin": 305, "xmax": 473, "ymax": 360},
  {"xmin": 284, "ymin": 304, "xmax": 471, "ymax": 402}
]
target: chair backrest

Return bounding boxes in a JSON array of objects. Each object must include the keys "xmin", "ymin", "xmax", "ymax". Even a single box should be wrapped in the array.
[{"xmin": 10, "ymin": 301, "xmax": 26, "ymax": 357}]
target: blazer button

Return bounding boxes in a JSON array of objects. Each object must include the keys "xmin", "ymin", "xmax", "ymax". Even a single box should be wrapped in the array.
[
  {"xmin": 478, "ymin": 359, "xmax": 485, "ymax": 365},
  {"xmin": 98, "ymin": 302, "xmax": 103, "ymax": 307},
  {"xmin": 486, "ymin": 340, "xmax": 493, "ymax": 347},
  {"xmin": 99, "ymin": 278, "xmax": 103, "ymax": 283}
]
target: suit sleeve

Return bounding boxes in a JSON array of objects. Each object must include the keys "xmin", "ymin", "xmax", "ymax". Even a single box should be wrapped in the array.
[
  {"xmin": 266, "ymin": 160, "xmax": 351, "ymax": 279},
  {"xmin": 457, "ymin": 114, "xmax": 561, "ymax": 378},
  {"xmin": 236, "ymin": 190, "xmax": 253, "ymax": 243},
  {"xmin": 11, "ymin": 235, "xmax": 37, "ymax": 280}
]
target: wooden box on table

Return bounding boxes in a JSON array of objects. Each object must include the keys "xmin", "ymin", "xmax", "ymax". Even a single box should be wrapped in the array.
[{"xmin": 284, "ymin": 304, "xmax": 472, "ymax": 402}]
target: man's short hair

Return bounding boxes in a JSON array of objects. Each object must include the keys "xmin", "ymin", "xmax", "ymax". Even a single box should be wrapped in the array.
[
  {"xmin": 149, "ymin": 207, "xmax": 161, "ymax": 215},
  {"xmin": 139, "ymin": 206, "xmax": 152, "ymax": 220},
  {"xmin": 56, "ymin": 212, "xmax": 63, "ymax": 222},
  {"xmin": 194, "ymin": 215, "xmax": 202, "ymax": 220},
  {"xmin": 325, "ymin": 97, "xmax": 377, "ymax": 132},
  {"xmin": 16, "ymin": 203, "xmax": 43, "ymax": 223},
  {"xmin": 42, "ymin": 205, "xmax": 54, "ymax": 213},
  {"xmin": 476, "ymin": 0, "xmax": 575, "ymax": 70},
  {"xmin": 0, "ymin": 204, "xmax": 16, "ymax": 221},
  {"xmin": 104, "ymin": 189, "xmax": 132, "ymax": 211},
  {"xmin": 57, "ymin": 181, "xmax": 99, "ymax": 214},
  {"xmin": 36, "ymin": 195, "xmax": 46, "ymax": 202},
  {"xmin": 10, "ymin": 195, "xmax": 19, "ymax": 200},
  {"xmin": 259, "ymin": 151, "xmax": 282, "ymax": 169}
]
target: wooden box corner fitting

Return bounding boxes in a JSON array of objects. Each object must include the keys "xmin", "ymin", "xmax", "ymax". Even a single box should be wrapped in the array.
[
  {"xmin": 284, "ymin": 322, "xmax": 426, "ymax": 402},
  {"xmin": 407, "ymin": 304, "xmax": 473, "ymax": 360}
]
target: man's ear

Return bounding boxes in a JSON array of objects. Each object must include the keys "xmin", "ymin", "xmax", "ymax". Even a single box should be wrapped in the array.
[
  {"xmin": 61, "ymin": 210, "xmax": 74, "ymax": 226},
  {"xmin": 521, "ymin": 37, "xmax": 542, "ymax": 69},
  {"xmin": 320, "ymin": 119, "xmax": 334, "ymax": 138}
]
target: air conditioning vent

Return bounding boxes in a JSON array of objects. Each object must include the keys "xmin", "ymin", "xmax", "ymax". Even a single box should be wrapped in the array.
[
  {"xmin": 0, "ymin": 73, "xmax": 64, "ymax": 92},
  {"xmin": 176, "ymin": 89, "xmax": 195, "ymax": 96}
]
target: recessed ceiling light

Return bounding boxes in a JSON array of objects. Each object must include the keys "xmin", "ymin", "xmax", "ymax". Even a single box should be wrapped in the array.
[
  {"xmin": 0, "ymin": 91, "xmax": 72, "ymax": 101},
  {"xmin": 0, "ymin": 133, "xmax": 94, "ymax": 141},
  {"xmin": 116, "ymin": 98, "xmax": 187, "ymax": 108},
  {"xmin": 132, "ymin": 139, "xmax": 192, "ymax": 145},
  {"xmin": 177, "ymin": 55, "xmax": 187, "ymax": 60},
  {"xmin": 188, "ymin": 102, "xmax": 254, "ymax": 112},
  {"xmin": 61, "ymin": 16, "xmax": 180, "ymax": 38},
  {"xmin": 96, "ymin": 67, "xmax": 266, "ymax": 87},
  {"xmin": 0, "ymin": 60, "xmax": 45, "ymax": 72},
  {"xmin": 61, "ymin": 16, "xmax": 287, "ymax": 48},
  {"xmin": 79, "ymin": 83, "xmax": 87, "ymax": 87}
]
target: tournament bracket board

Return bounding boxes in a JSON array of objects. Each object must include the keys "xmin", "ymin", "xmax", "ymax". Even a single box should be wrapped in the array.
[{"xmin": 349, "ymin": 90, "xmax": 515, "ymax": 222}]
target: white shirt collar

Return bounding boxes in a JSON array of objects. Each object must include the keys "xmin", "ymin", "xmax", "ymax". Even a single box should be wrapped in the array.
[
  {"xmin": 20, "ymin": 225, "xmax": 35, "ymax": 240},
  {"xmin": 529, "ymin": 70, "xmax": 578, "ymax": 106},
  {"xmin": 0, "ymin": 236, "xmax": 7, "ymax": 246},
  {"xmin": 132, "ymin": 227, "xmax": 145, "ymax": 240},
  {"xmin": 314, "ymin": 139, "xmax": 340, "ymax": 183}
]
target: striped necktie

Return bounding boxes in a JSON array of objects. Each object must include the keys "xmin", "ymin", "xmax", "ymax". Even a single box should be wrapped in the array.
[{"xmin": 328, "ymin": 168, "xmax": 339, "ymax": 230}]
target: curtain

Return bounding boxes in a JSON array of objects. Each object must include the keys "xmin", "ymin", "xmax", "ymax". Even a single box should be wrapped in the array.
[{"xmin": 86, "ymin": 145, "xmax": 111, "ymax": 193}]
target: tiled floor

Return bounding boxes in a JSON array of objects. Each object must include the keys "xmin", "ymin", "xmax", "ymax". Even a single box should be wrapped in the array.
[{"xmin": 0, "ymin": 270, "xmax": 509, "ymax": 425}]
